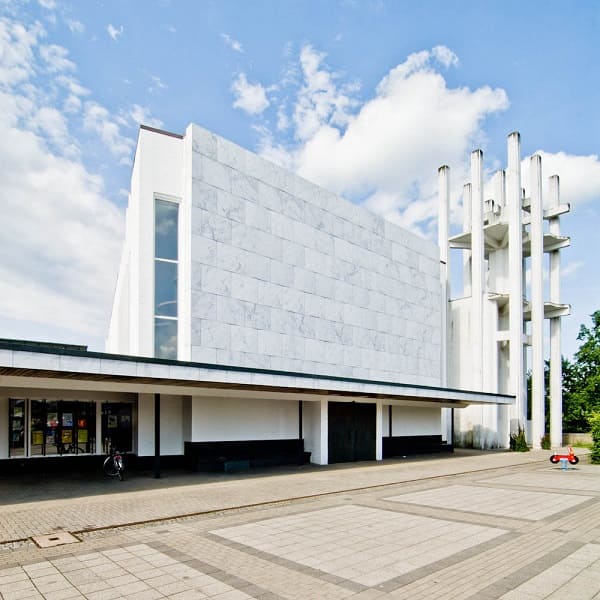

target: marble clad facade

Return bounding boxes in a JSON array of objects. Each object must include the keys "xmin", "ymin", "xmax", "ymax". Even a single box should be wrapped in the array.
[{"xmin": 107, "ymin": 124, "xmax": 442, "ymax": 387}]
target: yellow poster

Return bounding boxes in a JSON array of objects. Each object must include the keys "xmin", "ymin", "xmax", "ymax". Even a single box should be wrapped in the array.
[
  {"xmin": 32, "ymin": 431, "xmax": 43, "ymax": 445},
  {"xmin": 78, "ymin": 429, "xmax": 88, "ymax": 443},
  {"xmin": 62, "ymin": 429, "xmax": 72, "ymax": 443}
]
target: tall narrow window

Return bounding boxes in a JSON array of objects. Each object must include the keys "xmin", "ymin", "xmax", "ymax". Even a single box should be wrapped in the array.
[{"xmin": 154, "ymin": 198, "xmax": 178, "ymax": 359}]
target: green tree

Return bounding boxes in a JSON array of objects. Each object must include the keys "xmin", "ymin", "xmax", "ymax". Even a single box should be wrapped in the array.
[{"xmin": 563, "ymin": 310, "xmax": 600, "ymax": 432}]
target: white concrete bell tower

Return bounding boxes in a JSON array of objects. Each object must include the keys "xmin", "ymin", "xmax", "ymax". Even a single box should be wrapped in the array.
[{"xmin": 440, "ymin": 132, "xmax": 570, "ymax": 449}]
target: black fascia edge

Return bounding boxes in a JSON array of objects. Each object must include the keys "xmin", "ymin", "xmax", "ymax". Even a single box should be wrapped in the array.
[{"xmin": 0, "ymin": 338, "xmax": 514, "ymax": 401}]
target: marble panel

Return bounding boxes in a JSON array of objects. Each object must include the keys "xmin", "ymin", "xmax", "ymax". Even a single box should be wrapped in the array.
[
  {"xmin": 12, "ymin": 351, "xmax": 59, "ymax": 370},
  {"xmin": 191, "ymin": 179, "xmax": 218, "ymax": 212},
  {"xmin": 282, "ymin": 240, "xmax": 305, "ymax": 268},
  {"xmin": 200, "ymin": 320, "xmax": 231, "ymax": 350},
  {"xmin": 99, "ymin": 359, "xmax": 138, "ymax": 376},
  {"xmin": 231, "ymin": 169, "xmax": 259, "ymax": 201},
  {"xmin": 201, "ymin": 265, "xmax": 231, "ymax": 296},
  {"xmin": 244, "ymin": 303, "xmax": 271, "ymax": 329},
  {"xmin": 304, "ymin": 248, "xmax": 334, "ymax": 276},
  {"xmin": 136, "ymin": 362, "xmax": 170, "ymax": 378},
  {"xmin": 191, "ymin": 291, "xmax": 218, "ymax": 321},
  {"xmin": 314, "ymin": 273, "xmax": 335, "ymax": 299},
  {"xmin": 229, "ymin": 325, "xmax": 258, "ymax": 353},
  {"xmin": 270, "ymin": 260, "xmax": 294, "ymax": 287},
  {"xmin": 0, "ymin": 349, "xmax": 12, "ymax": 367},
  {"xmin": 190, "ymin": 235, "xmax": 217, "ymax": 267},
  {"xmin": 257, "ymin": 330, "xmax": 283, "ymax": 356},
  {"xmin": 280, "ymin": 190, "xmax": 306, "ymax": 222},
  {"xmin": 256, "ymin": 181, "xmax": 282, "ymax": 212},
  {"xmin": 191, "ymin": 345, "xmax": 217, "ymax": 364},
  {"xmin": 282, "ymin": 335, "xmax": 305, "ymax": 359},
  {"xmin": 293, "ymin": 268, "xmax": 316, "ymax": 294},
  {"xmin": 270, "ymin": 211, "xmax": 296, "ymax": 241},
  {"xmin": 279, "ymin": 286, "xmax": 305, "ymax": 313},
  {"xmin": 198, "ymin": 210, "xmax": 232, "ymax": 244},
  {"xmin": 201, "ymin": 155, "xmax": 232, "ymax": 192},
  {"xmin": 215, "ymin": 242, "xmax": 244, "ymax": 273},
  {"xmin": 231, "ymin": 273, "xmax": 259, "ymax": 303},
  {"xmin": 244, "ymin": 251, "xmax": 270, "ymax": 281},
  {"xmin": 216, "ymin": 189, "xmax": 245, "ymax": 223},
  {"xmin": 244, "ymin": 202, "xmax": 271, "ymax": 232},
  {"xmin": 191, "ymin": 124, "xmax": 217, "ymax": 159},
  {"xmin": 58, "ymin": 355, "xmax": 101, "ymax": 374},
  {"xmin": 216, "ymin": 137, "xmax": 247, "ymax": 171},
  {"xmin": 216, "ymin": 296, "xmax": 246, "ymax": 326}
]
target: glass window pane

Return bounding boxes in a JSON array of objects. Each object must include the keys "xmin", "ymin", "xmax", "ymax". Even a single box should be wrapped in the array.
[
  {"xmin": 155, "ymin": 260, "xmax": 177, "ymax": 317},
  {"xmin": 30, "ymin": 399, "xmax": 45, "ymax": 456},
  {"xmin": 155, "ymin": 199, "xmax": 178, "ymax": 260},
  {"xmin": 9, "ymin": 399, "xmax": 25, "ymax": 457},
  {"xmin": 155, "ymin": 318, "xmax": 177, "ymax": 359}
]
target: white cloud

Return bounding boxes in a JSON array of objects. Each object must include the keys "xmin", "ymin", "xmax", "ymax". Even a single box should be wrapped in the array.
[
  {"xmin": 562, "ymin": 261, "xmax": 584, "ymax": 278},
  {"xmin": 83, "ymin": 101, "xmax": 134, "ymax": 162},
  {"xmin": 38, "ymin": 0, "xmax": 56, "ymax": 9},
  {"xmin": 39, "ymin": 44, "xmax": 75, "ymax": 72},
  {"xmin": 66, "ymin": 19, "xmax": 85, "ymax": 34},
  {"xmin": 148, "ymin": 74, "xmax": 166, "ymax": 94},
  {"xmin": 520, "ymin": 151, "xmax": 600, "ymax": 208},
  {"xmin": 221, "ymin": 32, "xmax": 243, "ymax": 53},
  {"xmin": 128, "ymin": 104, "xmax": 163, "ymax": 129},
  {"xmin": 0, "ymin": 17, "xmax": 44, "ymax": 87},
  {"xmin": 259, "ymin": 45, "xmax": 508, "ymax": 232},
  {"xmin": 0, "ymin": 14, "xmax": 124, "ymax": 343},
  {"xmin": 231, "ymin": 73, "xmax": 270, "ymax": 115},
  {"xmin": 106, "ymin": 24, "xmax": 123, "ymax": 41}
]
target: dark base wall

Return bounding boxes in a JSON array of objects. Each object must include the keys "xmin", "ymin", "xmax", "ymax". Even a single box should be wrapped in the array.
[
  {"xmin": 383, "ymin": 435, "xmax": 453, "ymax": 457},
  {"xmin": 0, "ymin": 454, "xmax": 186, "ymax": 475},
  {"xmin": 184, "ymin": 439, "xmax": 309, "ymax": 472}
]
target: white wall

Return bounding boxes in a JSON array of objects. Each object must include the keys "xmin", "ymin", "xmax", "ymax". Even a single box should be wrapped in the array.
[
  {"xmin": 302, "ymin": 399, "xmax": 325, "ymax": 465},
  {"xmin": 389, "ymin": 406, "xmax": 441, "ymax": 436},
  {"xmin": 190, "ymin": 396, "xmax": 299, "ymax": 441},
  {"xmin": 0, "ymin": 396, "xmax": 8, "ymax": 459},
  {"xmin": 137, "ymin": 393, "xmax": 184, "ymax": 456},
  {"xmin": 107, "ymin": 128, "xmax": 184, "ymax": 357}
]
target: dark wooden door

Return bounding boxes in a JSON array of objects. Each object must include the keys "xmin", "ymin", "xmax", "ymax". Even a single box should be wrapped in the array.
[{"xmin": 328, "ymin": 402, "xmax": 376, "ymax": 463}]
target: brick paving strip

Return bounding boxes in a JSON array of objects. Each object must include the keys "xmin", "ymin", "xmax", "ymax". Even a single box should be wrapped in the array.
[{"xmin": 0, "ymin": 450, "xmax": 558, "ymax": 544}]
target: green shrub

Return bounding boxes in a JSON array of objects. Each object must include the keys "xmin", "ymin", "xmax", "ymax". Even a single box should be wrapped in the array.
[
  {"xmin": 541, "ymin": 434, "xmax": 551, "ymax": 450},
  {"xmin": 590, "ymin": 411, "xmax": 600, "ymax": 464},
  {"xmin": 509, "ymin": 426, "xmax": 530, "ymax": 452}
]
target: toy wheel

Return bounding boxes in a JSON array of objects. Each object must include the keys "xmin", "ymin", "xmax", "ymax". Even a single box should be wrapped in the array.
[
  {"xmin": 549, "ymin": 456, "xmax": 559, "ymax": 464},
  {"xmin": 569, "ymin": 456, "xmax": 579, "ymax": 465}
]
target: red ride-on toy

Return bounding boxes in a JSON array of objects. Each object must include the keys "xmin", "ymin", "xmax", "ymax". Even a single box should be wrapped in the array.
[{"xmin": 549, "ymin": 446, "xmax": 579, "ymax": 465}]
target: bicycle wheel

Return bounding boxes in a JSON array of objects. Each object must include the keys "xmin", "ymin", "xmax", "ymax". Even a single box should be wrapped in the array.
[{"xmin": 103, "ymin": 456, "xmax": 119, "ymax": 477}]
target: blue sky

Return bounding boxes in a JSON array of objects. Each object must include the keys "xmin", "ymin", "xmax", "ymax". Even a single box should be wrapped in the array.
[{"xmin": 0, "ymin": 0, "xmax": 599, "ymax": 359}]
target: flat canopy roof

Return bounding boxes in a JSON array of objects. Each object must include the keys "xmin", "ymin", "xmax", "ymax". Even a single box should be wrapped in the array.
[{"xmin": 0, "ymin": 339, "xmax": 513, "ymax": 408}]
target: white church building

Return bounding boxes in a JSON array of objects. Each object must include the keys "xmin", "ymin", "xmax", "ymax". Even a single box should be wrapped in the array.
[{"xmin": 0, "ymin": 123, "xmax": 568, "ymax": 472}]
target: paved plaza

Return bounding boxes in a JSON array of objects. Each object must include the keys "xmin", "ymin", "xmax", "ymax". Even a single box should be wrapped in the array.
[{"xmin": 0, "ymin": 449, "xmax": 599, "ymax": 599}]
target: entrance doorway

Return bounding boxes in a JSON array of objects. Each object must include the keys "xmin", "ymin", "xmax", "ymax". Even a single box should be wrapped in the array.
[
  {"xmin": 101, "ymin": 403, "xmax": 132, "ymax": 452},
  {"xmin": 328, "ymin": 401, "xmax": 376, "ymax": 463}
]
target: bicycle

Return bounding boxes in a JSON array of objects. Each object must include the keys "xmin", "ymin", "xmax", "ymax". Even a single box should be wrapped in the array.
[
  {"xmin": 103, "ymin": 446, "xmax": 124, "ymax": 480},
  {"xmin": 55, "ymin": 441, "xmax": 86, "ymax": 455}
]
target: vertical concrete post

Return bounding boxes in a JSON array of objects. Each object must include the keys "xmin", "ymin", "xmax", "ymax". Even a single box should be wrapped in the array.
[
  {"xmin": 319, "ymin": 398, "xmax": 329, "ymax": 465},
  {"xmin": 376, "ymin": 401, "xmax": 383, "ymax": 460},
  {"xmin": 506, "ymin": 132, "xmax": 525, "ymax": 434},
  {"xmin": 438, "ymin": 166, "xmax": 451, "ymax": 443},
  {"xmin": 548, "ymin": 175, "xmax": 563, "ymax": 448},
  {"xmin": 470, "ymin": 150, "xmax": 485, "ymax": 392},
  {"xmin": 530, "ymin": 155, "xmax": 545, "ymax": 449},
  {"xmin": 463, "ymin": 183, "xmax": 472, "ymax": 296}
]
